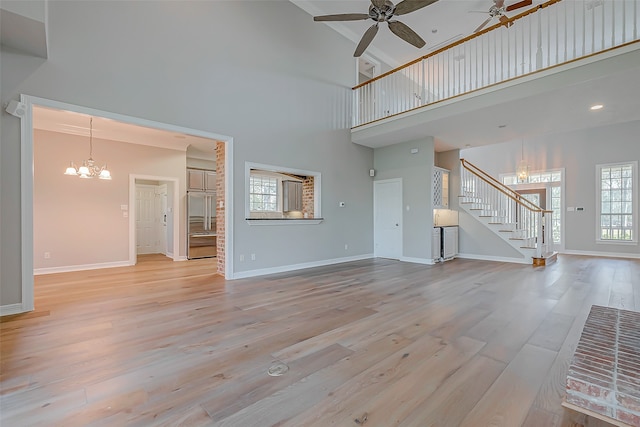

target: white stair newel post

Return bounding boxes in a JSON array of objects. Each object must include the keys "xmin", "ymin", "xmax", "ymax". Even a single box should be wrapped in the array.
[{"xmin": 536, "ymin": 211, "xmax": 543, "ymax": 258}]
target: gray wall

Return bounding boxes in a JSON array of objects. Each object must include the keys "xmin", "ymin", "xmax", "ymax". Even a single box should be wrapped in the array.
[
  {"xmin": 461, "ymin": 120, "xmax": 640, "ymax": 257},
  {"xmin": 1, "ymin": 1, "xmax": 374, "ymax": 306},
  {"xmin": 374, "ymin": 138, "xmax": 434, "ymax": 260}
]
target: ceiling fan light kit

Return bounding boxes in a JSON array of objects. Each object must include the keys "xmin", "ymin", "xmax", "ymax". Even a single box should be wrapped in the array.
[
  {"xmin": 313, "ymin": 0, "xmax": 439, "ymax": 57},
  {"xmin": 472, "ymin": 0, "xmax": 534, "ymax": 33}
]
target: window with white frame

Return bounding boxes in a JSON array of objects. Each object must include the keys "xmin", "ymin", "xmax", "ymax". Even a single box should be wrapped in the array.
[
  {"xmin": 249, "ymin": 174, "xmax": 278, "ymax": 212},
  {"xmin": 245, "ymin": 163, "xmax": 322, "ymax": 222},
  {"xmin": 502, "ymin": 170, "xmax": 563, "ymax": 245},
  {"xmin": 597, "ymin": 162, "xmax": 637, "ymax": 243}
]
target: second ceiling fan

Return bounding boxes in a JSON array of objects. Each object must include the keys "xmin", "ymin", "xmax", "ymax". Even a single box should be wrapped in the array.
[
  {"xmin": 472, "ymin": 0, "xmax": 533, "ymax": 33},
  {"xmin": 314, "ymin": 0, "xmax": 439, "ymax": 57}
]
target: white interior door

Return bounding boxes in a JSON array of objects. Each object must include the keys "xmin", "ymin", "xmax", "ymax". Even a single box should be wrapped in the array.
[
  {"xmin": 158, "ymin": 185, "xmax": 168, "ymax": 255},
  {"xmin": 136, "ymin": 186, "xmax": 156, "ymax": 254},
  {"xmin": 374, "ymin": 179, "xmax": 403, "ymax": 259}
]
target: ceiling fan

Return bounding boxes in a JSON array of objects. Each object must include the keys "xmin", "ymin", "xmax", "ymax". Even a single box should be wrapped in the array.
[
  {"xmin": 313, "ymin": 0, "xmax": 439, "ymax": 57},
  {"xmin": 472, "ymin": 0, "xmax": 533, "ymax": 33}
]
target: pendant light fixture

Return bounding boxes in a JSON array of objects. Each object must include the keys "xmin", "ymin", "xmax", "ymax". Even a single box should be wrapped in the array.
[
  {"xmin": 64, "ymin": 117, "xmax": 112, "ymax": 180},
  {"xmin": 516, "ymin": 140, "xmax": 529, "ymax": 183}
]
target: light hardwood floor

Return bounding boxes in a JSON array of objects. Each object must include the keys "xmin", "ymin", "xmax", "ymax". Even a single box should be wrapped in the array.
[{"xmin": 1, "ymin": 254, "xmax": 639, "ymax": 426}]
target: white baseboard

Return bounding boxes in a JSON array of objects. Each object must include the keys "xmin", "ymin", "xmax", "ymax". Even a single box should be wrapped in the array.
[
  {"xmin": 231, "ymin": 253, "xmax": 374, "ymax": 280},
  {"xmin": 34, "ymin": 260, "xmax": 132, "ymax": 275},
  {"xmin": 560, "ymin": 250, "xmax": 640, "ymax": 260},
  {"xmin": 175, "ymin": 256, "xmax": 188, "ymax": 261},
  {"xmin": 0, "ymin": 303, "xmax": 29, "ymax": 316},
  {"xmin": 399, "ymin": 256, "xmax": 436, "ymax": 265},
  {"xmin": 456, "ymin": 253, "xmax": 530, "ymax": 265}
]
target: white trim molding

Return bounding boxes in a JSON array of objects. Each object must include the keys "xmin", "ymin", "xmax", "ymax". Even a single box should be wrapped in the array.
[
  {"xmin": 560, "ymin": 249, "xmax": 640, "ymax": 260},
  {"xmin": 0, "ymin": 304, "xmax": 27, "ymax": 317},
  {"xmin": 456, "ymin": 253, "xmax": 531, "ymax": 265},
  {"xmin": 34, "ymin": 261, "xmax": 132, "ymax": 276},
  {"xmin": 232, "ymin": 254, "xmax": 374, "ymax": 280},
  {"xmin": 399, "ymin": 256, "xmax": 436, "ymax": 265}
]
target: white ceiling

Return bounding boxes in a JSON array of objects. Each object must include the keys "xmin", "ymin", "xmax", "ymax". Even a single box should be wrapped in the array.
[
  {"xmin": 292, "ymin": 0, "xmax": 547, "ymax": 67},
  {"xmin": 33, "ymin": 106, "xmax": 218, "ymax": 160}
]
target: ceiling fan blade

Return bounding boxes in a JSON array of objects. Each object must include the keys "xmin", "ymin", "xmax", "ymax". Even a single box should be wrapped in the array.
[
  {"xmin": 314, "ymin": 13, "xmax": 370, "ymax": 22},
  {"xmin": 394, "ymin": 0, "xmax": 439, "ymax": 16},
  {"xmin": 371, "ymin": 0, "xmax": 386, "ymax": 10},
  {"xmin": 388, "ymin": 21, "xmax": 426, "ymax": 48},
  {"xmin": 354, "ymin": 24, "xmax": 379, "ymax": 57},
  {"xmin": 495, "ymin": 0, "xmax": 506, "ymax": 8},
  {"xmin": 505, "ymin": 0, "xmax": 533, "ymax": 12},
  {"xmin": 474, "ymin": 17, "xmax": 493, "ymax": 33}
]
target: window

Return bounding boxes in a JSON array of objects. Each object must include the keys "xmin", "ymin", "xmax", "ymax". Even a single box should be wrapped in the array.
[
  {"xmin": 597, "ymin": 162, "xmax": 637, "ymax": 243},
  {"xmin": 249, "ymin": 174, "xmax": 278, "ymax": 212},
  {"xmin": 501, "ymin": 169, "xmax": 563, "ymax": 245},
  {"xmin": 245, "ymin": 162, "xmax": 322, "ymax": 223}
]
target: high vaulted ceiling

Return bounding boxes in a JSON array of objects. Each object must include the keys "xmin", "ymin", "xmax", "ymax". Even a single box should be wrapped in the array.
[
  {"xmin": 292, "ymin": 0, "xmax": 547, "ymax": 67},
  {"xmin": 293, "ymin": 0, "xmax": 640, "ymax": 152}
]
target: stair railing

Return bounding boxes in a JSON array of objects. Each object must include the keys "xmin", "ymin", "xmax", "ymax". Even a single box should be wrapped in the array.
[{"xmin": 460, "ymin": 159, "xmax": 553, "ymax": 258}]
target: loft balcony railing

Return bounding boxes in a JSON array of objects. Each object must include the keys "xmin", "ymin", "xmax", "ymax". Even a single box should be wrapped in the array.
[{"xmin": 352, "ymin": 0, "xmax": 640, "ymax": 128}]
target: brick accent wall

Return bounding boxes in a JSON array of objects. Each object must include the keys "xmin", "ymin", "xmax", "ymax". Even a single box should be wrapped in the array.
[
  {"xmin": 566, "ymin": 305, "xmax": 640, "ymax": 426},
  {"xmin": 215, "ymin": 141, "xmax": 225, "ymax": 276},
  {"xmin": 302, "ymin": 176, "xmax": 314, "ymax": 218}
]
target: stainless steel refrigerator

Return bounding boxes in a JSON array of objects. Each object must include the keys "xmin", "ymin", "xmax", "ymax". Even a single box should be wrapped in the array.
[{"xmin": 187, "ymin": 191, "xmax": 217, "ymax": 259}]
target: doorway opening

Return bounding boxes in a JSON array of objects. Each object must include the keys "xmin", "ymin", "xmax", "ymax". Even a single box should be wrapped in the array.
[
  {"xmin": 131, "ymin": 178, "xmax": 179, "ymax": 265},
  {"xmin": 501, "ymin": 169, "xmax": 565, "ymax": 251},
  {"xmin": 15, "ymin": 94, "xmax": 235, "ymax": 314}
]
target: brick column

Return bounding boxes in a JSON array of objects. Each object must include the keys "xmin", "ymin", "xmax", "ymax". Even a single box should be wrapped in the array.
[
  {"xmin": 215, "ymin": 141, "xmax": 225, "ymax": 276},
  {"xmin": 302, "ymin": 176, "xmax": 314, "ymax": 218}
]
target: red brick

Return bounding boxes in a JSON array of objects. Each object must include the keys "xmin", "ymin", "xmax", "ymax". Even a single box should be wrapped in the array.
[
  {"xmin": 617, "ymin": 409, "xmax": 640, "ymax": 427},
  {"xmin": 617, "ymin": 392, "xmax": 640, "ymax": 413}
]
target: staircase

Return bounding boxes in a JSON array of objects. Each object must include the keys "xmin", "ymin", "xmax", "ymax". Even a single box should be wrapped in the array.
[{"xmin": 459, "ymin": 159, "xmax": 557, "ymax": 266}]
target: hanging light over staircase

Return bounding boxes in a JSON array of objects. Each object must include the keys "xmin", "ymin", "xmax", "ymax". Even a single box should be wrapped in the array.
[{"xmin": 517, "ymin": 140, "xmax": 528, "ymax": 183}]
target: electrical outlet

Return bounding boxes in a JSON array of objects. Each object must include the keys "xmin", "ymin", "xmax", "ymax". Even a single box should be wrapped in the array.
[
  {"xmin": 251, "ymin": 254, "xmax": 256, "ymax": 261},
  {"xmin": 44, "ymin": 252, "xmax": 51, "ymax": 259},
  {"xmin": 240, "ymin": 254, "xmax": 244, "ymax": 262},
  {"xmin": 344, "ymin": 244, "xmax": 348, "ymax": 250}
]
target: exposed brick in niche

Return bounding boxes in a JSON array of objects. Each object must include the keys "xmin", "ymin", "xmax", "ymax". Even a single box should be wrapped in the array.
[{"xmin": 215, "ymin": 141, "xmax": 225, "ymax": 276}]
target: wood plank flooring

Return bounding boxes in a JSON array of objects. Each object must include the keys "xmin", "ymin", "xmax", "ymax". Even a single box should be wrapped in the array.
[{"xmin": 1, "ymin": 254, "xmax": 639, "ymax": 426}]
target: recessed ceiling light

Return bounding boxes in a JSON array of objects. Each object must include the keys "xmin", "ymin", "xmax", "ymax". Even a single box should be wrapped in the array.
[{"xmin": 590, "ymin": 104, "xmax": 604, "ymax": 110}]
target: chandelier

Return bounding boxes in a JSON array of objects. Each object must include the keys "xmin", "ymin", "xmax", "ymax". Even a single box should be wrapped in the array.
[
  {"xmin": 64, "ymin": 117, "xmax": 112, "ymax": 180},
  {"xmin": 516, "ymin": 140, "xmax": 529, "ymax": 183}
]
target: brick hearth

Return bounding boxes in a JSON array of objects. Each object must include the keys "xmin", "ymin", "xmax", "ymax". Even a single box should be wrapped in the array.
[{"xmin": 565, "ymin": 305, "xmax": 640, "ymax": 426}]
